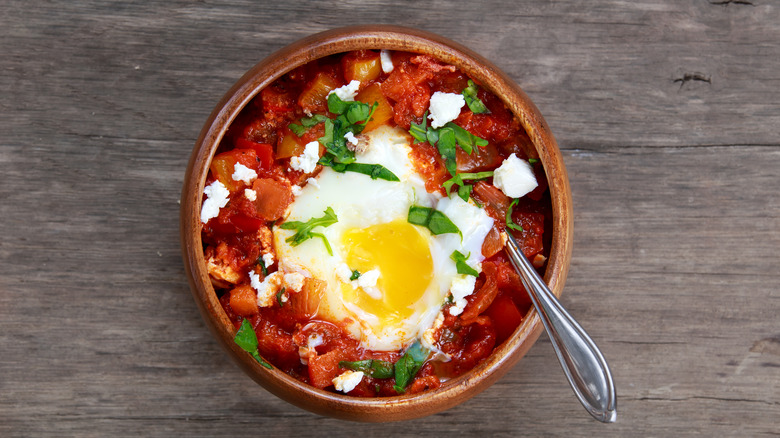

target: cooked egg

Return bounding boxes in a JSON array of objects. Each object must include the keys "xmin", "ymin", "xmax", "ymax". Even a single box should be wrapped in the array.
[{"xmin": 273, "ymin": 125, "xmax": 494, "ymax": 351}]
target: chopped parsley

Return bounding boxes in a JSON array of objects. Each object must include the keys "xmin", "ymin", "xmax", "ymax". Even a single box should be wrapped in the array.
[
  {"xmin": 349, "ymin": 269, "xmax": 361, "ymax": 281},
  {"xmin": 409, "ymin": 111, "xmax": 488, "ymax": 178},
  {"xmin": 393, "ymin": 342, "xmax": 430, "ymax": 394},
  {"xmin": 234, "ymin": 319, "xmax": 272, "ymax": 369},
  {"xmin": 407, "ymin": 205, "xmax": 461, "ymax": 237},
  {"xmin": 451, "ymin": 250, "xmax": 479, "ymax": 277},
  {"xmin": 442, "ymin": 170, "xmax": 494, "ymax": 202},
  {"xmin": 276, "ymin": 287, "xmax": 285, "ymax": 307},
  {"xmin": 506, "ymin": 198, "xmax": 523, "ymax": 232},
  {"xmin": 462, "ymin": 79, "xmax": 490, "ymax": 114},
  {"xmin": 279, "ymin": 207, "xmax": 338, "ymax": 255},
  {"xmin": 339, "ymin": 359, "xmax": 394, "ymax": 379}
]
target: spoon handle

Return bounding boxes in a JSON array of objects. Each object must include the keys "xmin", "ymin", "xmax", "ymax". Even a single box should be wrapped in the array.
[{"xmin": 505, "ymin": 235, "xmax": 617, "ymax": 423}]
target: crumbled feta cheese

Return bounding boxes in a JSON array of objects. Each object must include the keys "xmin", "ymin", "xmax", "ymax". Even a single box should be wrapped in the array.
[
  {"xmin": 356, "ymin": 269, "xmax": 382, "ymax": 300},
  {"xmin": 306, "ymin": 177, "xmax": 320, "ymax": 189},
  {"xmin": 422, "ymin": 312, "xmax": 445, "ymax": 350},
  {"xmin": 428, "ymin": 91, "xmax": 465, "ymax": 128},
  {"xmin": 333, "ymin": 370, "xmax": 364, "ymax": 393},
  {"xmin": 244, "ymin": 188, "xmax": 257, "ymax": 201},
  {"xmin": 380, "ymin": 49, "xmax": 394, "ymax": 73},
  {"xmin": 283, "ymin": 272, "xmax": 306, "ymax": 292},
  {"xmin": 231, "ymin": 163, "xmax": 257, "ymax": 184},
  {"xmin": 308, "ymin": 333, "xmax": 324, "ymax": 349},
  {"xmin": 492, "ymin": 153, "xmax": 538, "ymax": 198},
  {"xmin": 291, "ymin": 185, "xmax": 302, "ymax": 196},
  {"xmin": 335, "ymin": 263, "xmax": 354, "ymax": 283},
  {"xmin": 262, "ymin": 252, "xmax": 274, "ymax": 269},
  {"xmin": 357, "ymin": 269, "xmax": 380, "ymax": 288},
  {"xmin": 250, "ymin": 271, "xmax": 283, "ymax": 307},
  {"xmin": 200, "ymin": 180, "xmax": 230, "ymax": 223},
  {"xmin": 289, "ymin": 141, "xmax": 320, "ymax": 173},
  {"xmin": 344, "ymin": 131, "xmax": 358, "ymax": 146},
  {"xmin": 448, "ymin": 274, "xmax": 477, "ymax": 316},
  {"xmin": 328, "ymin": 80, "xmax": 361, "ymax": 102}
]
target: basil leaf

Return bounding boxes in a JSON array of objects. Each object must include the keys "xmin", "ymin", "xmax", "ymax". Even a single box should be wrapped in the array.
[
  {"xmin": 506, "ymin": 198, "xmax": 523, "ymax": 232},
  {"xmin": 462, "ymin": 79, "xmax": 490, "ymax": 114},
  {"xmin": 528, "ymin": 158, "xmax": 539, "ymax": 165},
  {"xmin": 457, "ymin": 184, "xmax": 473, "ymax": 202},
  {"xmin": 345, "ymin": 163, "xmax": 400, "ymax": 181},
  {"xmin": 339, "ymin": 359, "xmax": 395, "ymax": 379},
  {"xmin": 436, "ymin": 127, "xmax": 458, "ymax": 176},
  {"xmin": 288, "ymin": 123, "xmax": 307, "ymax": 137},
  {"xmin": 393, "ymin": 342, "xmax": 430, "ymax": 393},
  {"xmin": 350, "ymin": 270, "xmax": 361, "ymax": 281},
  {"xmin": 301, "ymin": 114, "xmax": 329, "ymax": 127},
  {"xmin": 318, "ymin": 118, "xmax": 334, "ymax": 147},
  {"xmin": 409, "ymin": 112, "xmax": 428, "ymax": 143},
  {"xmin": 234, "ymin": 319, "xmax": 272, "ymax": 369},
  {"xmin": 279, "ymin": 207, "xmax": 339, "ymax": 251},
  {"xmin": 276, "ymin": 287, "xmax": 285, "ymax": 307},
  {"xmin": 451, "ymin": 250, "xmax": 479, "ymax": 277},
  {"xmin": 442, "ymin": 171, "xmax": 493, "ymax": 199},
  {"xmin": 407, "ymin": 205, "xmax": 461, "ymax": 237},
  {"xmin": 445, "ymin": 122, "xmax": 488, "ymax": 154}
]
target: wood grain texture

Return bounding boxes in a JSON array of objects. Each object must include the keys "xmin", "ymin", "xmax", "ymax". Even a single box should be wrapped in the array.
[{"xmin": 1, "ymin": 0, "xmax": 778, "ymax": 436}]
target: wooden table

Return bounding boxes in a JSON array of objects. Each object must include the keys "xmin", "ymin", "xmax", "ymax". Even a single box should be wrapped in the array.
[{"xmin": 2, "ymin": 1, "xmax": 778, "ymax": 435}]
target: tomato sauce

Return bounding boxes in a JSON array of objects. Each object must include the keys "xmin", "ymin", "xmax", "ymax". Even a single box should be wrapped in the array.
[{"xmin": 201, "ymin": 50, "xmax": 552, "ymax": 396}]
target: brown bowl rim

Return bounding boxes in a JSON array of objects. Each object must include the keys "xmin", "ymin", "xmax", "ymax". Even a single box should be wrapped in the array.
[{"xmin": 180, "ymin": 24, "xmax": 573, "ymax": 422}]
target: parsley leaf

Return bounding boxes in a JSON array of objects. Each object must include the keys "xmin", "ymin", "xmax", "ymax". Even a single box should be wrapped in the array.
[
  {"xmin": 409, "ymin": 111, "xmax": 429, "ymax": 144},
  {"xmin": 442, "ymin": 171, "xmax": 494, "ymax": 201},
  {"xmin": 451, "ymin": 250, "xmax": 479, "ymax": 277},
  {"xmin": 350, "ymin": 269, "xmax": 361, "ymax": 281},
  {"xmin": 444, "ymin": 122, "xmax": 488, "ymax": 154},
  {"xmin": 506, "ymin": 198, "xmax": 523, "ymax": 232},
  {"xmin": 289, "ymin": 114, "xmax": 329, "ymax": 137},
  {"xmin": 407, "ymin": 205, "xmax": 461, "ymax": 237},
  {"xmin": 234, "ymin": 319, "xmax": 273, "ymax": 369},
  {"xmin": 436, "ymin": 126, "xmax": 458, "ymax": 176},
  {"xmin": 276, "ymin": 287, "xmax": 285, "ymax": 307},
  {"xmin": 319, "ymin": 158, "xmax": 400, "ymax": 182},
  {"xmin": 393, "ymin": 342, "xmax": 430, "ymax": 394},
  {"xmin": 528, "ymin": 158, "xmax": 539, "ymax": 165},
  {"xmin": 339, "ymin": 359, "xmax": 394, "ymax": 379},
  {"xmin": 257, "ymin": 255, "xmax": 268, "ymax": 276},
  {"xmin": 279, "ymin": 207, "xmax": 338, "ymax": 255},
  {"xmin": 462, "ymin": 79, "xmax": 490, "ymax": 114}
]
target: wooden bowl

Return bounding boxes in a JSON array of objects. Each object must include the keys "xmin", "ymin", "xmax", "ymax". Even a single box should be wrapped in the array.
[{"xmin": 180, "ymin": 25, "xmax": 572, "ymax": 422}]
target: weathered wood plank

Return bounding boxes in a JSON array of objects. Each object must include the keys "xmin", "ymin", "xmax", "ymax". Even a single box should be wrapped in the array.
[{"xmin": 1, "ymin": 0, "xmax": 778, "ymax": 436}]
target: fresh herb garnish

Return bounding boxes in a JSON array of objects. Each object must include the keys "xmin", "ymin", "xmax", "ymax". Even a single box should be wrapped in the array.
[
  {"xmin": 393, "ymin": 342, "xmax": 430, "ymax": 394},
  {"xmin": 339, "ymin": 359, "xmax": 394, "ymax": 379},
  {"xmin": 407, "ymin": 205, "xmax": 461, "ymax": 237},
  {"xmin": 350, "ymin": 270, "xmax": 361, "ymax": 281},
  {"xmin": 528, "ymin": 158, "xmax": 539, "ymax": 165},
  {"xmin": 442, "ymin": 171, "xmax": 494, "ymax": 201},
  {"xmin": 408, "ymin": 111, "xmax": 488, "ymax": 176},
  {"xmin": 234, "ymin": 319, "xmax": 272, "ymax": 369},
  {"xmin": 506, "ymin": 198, "xmax": 523, "ymax": 232},
  {"xmin": 276, "ymin": 287, "xmax": 285, "ymax": 307},
  {"xmin": 279, "ymin": 207, "xmax": 338, "ymax": 255},
  {"xmin": 288, "ymin": 114, "xmax": 330, "ymax": 137},
  {"xmin": 257, "ymin": 255, "xmax": 268, "ymax": 276},
  {"xmin": 462, "ymin": 79, "xmax": 490, "ymax": 114},
  {"xmin": 451, "ymin": 250, "xmax": 479, "ymax": 277},
  {"xmin": 318, "ymin": 155, "xmax": 399, "ymax": 182}
]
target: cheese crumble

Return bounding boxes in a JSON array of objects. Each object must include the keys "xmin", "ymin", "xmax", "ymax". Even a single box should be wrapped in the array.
[
  {"xmin": 492, "ymin": 153, "xmax": 538, "ymax": 198},
  {"xmin": 333, "ymin": 370, "xmax": 364, "ymax": 393},
  {"xmin": 290, "ymin": 141, "xmax": 320, "ymax": 173},
  {"xmin": 428, "ymin": 91, "xmax": 465, "ymax": 128},
  {"xmin": 200, "ymin": 180, "xmax": 230, "ymax": 223},
  {"xmin": 328, "ymin": 80, "xmax": 361, "ymax": 102}
]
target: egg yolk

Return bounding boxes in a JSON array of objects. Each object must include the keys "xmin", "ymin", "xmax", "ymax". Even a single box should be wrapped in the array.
[{"xmin": 340, "ymin": 219, "xmax": 434, "ymax": 326}]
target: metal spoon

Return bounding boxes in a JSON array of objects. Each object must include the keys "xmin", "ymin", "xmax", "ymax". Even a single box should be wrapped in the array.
[{"xmin": 505, "ymin": 234, "xmax": 617, "ymax": 423}]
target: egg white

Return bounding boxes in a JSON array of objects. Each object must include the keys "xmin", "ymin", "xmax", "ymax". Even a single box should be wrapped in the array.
[{"xmin": 273, "ymin": 125, "xmax": 494, "ymax": 352}]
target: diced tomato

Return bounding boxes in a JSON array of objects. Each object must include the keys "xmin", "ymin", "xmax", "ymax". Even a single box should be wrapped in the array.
[
  {"xmin": 308, "ymin": 350, "xmax": 344, "ymax": 389},
  {"xmin": 342, "ymin": 50, "xmax": 382, "ymax": 85},
  {"xmin": 455, "ymin": 142, "xmax": 503, "ymax": 173},
  {"xmin": 235, "ymin": 138, "xmax": 274, "ymax": 169},
  {"xmin": 408, "ymin": 140, "xmax": 449, "ymax": 194},
  {"xmin": 229, "ymin": 285, "xmax": 259, "ymax": 317},
  {"xmin": 251, "ymin": 178, "xmax": 293, "ymax": 221},
  {"xmin": 261, "ymin": 84, "xmax": 295, "ymax": 113},
  {"xmin": 461, "ymin": 262, "xmax": 499, "ymax": 321},
  {"xmin": 481, "ymin": 226, "xmax": 504, "ymax": 259},
  {"xmin": 484, "ymin": 293, "xmax": 524, "ymax": 344},
  {"xmin": 355, "ymin": 83, "xmax": 393, "ymax": 132},
  {"xmin": 509, "ymin": 211, "xmax": 545, "ymax": 258},
  {"xmin": 471, "ymin": 181, "xmax": 511, "ymax": 226}
]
